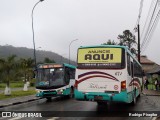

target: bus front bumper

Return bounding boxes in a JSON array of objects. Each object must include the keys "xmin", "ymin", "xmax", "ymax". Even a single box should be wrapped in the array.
[{"xmin": 36, "ymin": 88, "xmax": 71, "ymax": 98}]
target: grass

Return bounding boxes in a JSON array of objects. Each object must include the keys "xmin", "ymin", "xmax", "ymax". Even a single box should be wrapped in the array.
[
  {"xmin": 0, "ymin": 90, "xmax": 36, "ymax": 100},
  {"xmin": 0, "ymin": 79, "xmax": 36, "ymax": 89},
  {"xmin": 0, "ymin": 82, "xmax": 26, "ymax": 90}
]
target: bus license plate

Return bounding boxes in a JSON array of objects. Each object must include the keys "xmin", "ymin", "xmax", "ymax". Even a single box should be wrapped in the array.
[{"xmin": 94, "ymin": 96, "xmax": 103, "ymax": 100}]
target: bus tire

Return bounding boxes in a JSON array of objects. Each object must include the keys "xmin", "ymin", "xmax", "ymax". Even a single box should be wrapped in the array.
[
  {"xmin": 70, "ymin": 93, "xmax": 74, "ymax": 98},
  {"xmin": 97, "ymin": 101, "xmax": 107, "ymax": 106},
  {"xmin": 70, "ymin": 86, "xmax": 74, "ymax": 98},
  {"xmin": 46, "ymin": 97, "xmax": 52, "ymax": 101},
  {"xmin": 131, "ymin": 91, "xmax": 136, "ymax": 105},
  {"xmin": 138, "ymin": 92, "xmax": 141, "ymax": 98}
]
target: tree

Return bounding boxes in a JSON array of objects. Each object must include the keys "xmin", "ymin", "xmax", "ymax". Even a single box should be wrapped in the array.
[
  {"xmin": 18, "ymin": 58, "xmax": 34, "ymax": 82},
  {"xmin": 118, "ymin": 30, "xmax": 136, "ymax": 48},
  {"xmin": 102, "ymin": 39, "xmax": 117, "ymax": 45},
  {"xmin": 0, "ymin": 55, "xmax": 17, "ymax": 95},
  {"xmin": 44, "ymin": 57, "xmax": 55, "ymax": 63},
  {"xmin": 18, "ymin": 58, "xmax": 34, "ymax": 91}
]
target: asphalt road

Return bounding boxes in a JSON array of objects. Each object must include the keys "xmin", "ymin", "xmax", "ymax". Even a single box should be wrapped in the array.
[{"xmin": 0, "ymin": 94, "xmax": 159, "ymax": 120}]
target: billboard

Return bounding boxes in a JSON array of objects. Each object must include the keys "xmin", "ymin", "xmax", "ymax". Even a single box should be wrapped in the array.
[{"xmin": 77, "ymin": 48, "xmax": 122, "ymax": 68}]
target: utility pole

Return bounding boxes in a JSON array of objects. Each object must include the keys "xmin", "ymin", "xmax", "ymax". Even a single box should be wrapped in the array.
[
  {"xmin": 69, "ymin": 39, "xmax": 78, "ymax": 64},
  {"xmin": 137, "ymin": 24, "xmax": 140, "ymax": 63}
]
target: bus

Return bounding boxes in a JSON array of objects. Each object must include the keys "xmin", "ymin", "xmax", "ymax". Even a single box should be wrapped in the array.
[
  {"xmin": 35, "ymin": 63, "xmax": 76, "ymax": 100},
  {"xmin": 74, "ymin": 45, "xmax": 143, "ymax": 105}
]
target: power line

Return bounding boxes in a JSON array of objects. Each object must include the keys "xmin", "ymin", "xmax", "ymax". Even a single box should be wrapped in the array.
[
  {"xmin": 140, "ymin": 0, "xmax": 156, "ymax": 39},
  {"xmin": 141, "ymin": 0, "xmax": 159, "ymax": 51},
  {"xmin": 141, "ymin": 0, "xmax": 158, "ymax": 48},
  {"xmin": 141, "ymin": 8, "xmax": 160, "ymax": 53}
]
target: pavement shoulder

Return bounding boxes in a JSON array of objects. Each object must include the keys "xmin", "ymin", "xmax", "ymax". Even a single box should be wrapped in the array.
[
  {"xmin": 0, "ymin": 95, "xmax": 40, "ymax": 108},
  {"xmin": 142, "ymin": 89, "xmax": 160, "ymax": 96}
]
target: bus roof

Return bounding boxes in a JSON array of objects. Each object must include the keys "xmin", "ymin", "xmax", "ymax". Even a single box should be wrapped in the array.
[
  {"xmin": 37, "ymin": 63, "xmax": 76, "ymax": 69},
  {"xmin": 78, "ymin": 45, "xmax": 141, "ymax": 67},
  {"xmin": 63, "ymin": 63, "xmax": 76, "ymax": 69},
  {"xmin": 79, "ymin": 45, "xmax": 128, "ymax": 49}
]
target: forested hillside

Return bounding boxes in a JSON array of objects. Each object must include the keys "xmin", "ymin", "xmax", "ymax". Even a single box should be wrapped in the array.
[{"xmin": 0, "ymin": 45, "xmax": 76, "ymax": 65}]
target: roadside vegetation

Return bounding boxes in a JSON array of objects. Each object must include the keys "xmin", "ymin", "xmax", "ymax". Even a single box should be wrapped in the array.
[
  {"xmin": 0, "ymin": 82, "xmax": 24, "ymax": 89},
  {"xmin": 0, "ymin": 90, "xmax": 36, "ymax": 100},
  {"xmin": 0, "ymin": 55, "xmax": 55, "ymax": 96}
]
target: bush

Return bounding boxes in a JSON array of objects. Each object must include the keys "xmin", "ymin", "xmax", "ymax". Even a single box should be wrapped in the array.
[
  {"xmin": 148, "ymin": 84, "xmax": 156, "ymax": 90},
  {"xmin": 30, "ymin": 83, "xmax": 35, "ymax": 87},
  {"xmin": 30, "ymin": 78, "xmax": 36, "ymax": 87}
]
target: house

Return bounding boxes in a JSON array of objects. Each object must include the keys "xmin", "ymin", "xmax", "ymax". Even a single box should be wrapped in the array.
[
  {"xmin": 147, "ymin": 66, "xmax": 160, "ymax": 75},
  {"xmin": 140, "ymin": 55, "xmax": 160, "ymax": 74}
]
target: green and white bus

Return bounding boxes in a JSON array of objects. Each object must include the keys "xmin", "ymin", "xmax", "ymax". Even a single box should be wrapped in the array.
[
  {"xmin": 74, "ymin": 45, "xmax": 142, "ymax": 105},
  {"xmin": 35, "ymin": 63, "xmax": 76, "ymax": 100}
]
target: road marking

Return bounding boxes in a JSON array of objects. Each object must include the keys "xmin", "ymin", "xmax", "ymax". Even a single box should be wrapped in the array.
[{"xmin": 47, "ymin": 117, "xmax": 60, "ymax": 120}]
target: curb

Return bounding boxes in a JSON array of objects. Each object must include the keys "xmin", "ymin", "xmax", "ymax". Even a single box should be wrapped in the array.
[
  {"xmin": 0, "ymin": 97, "xmax": 62, "ymax": 108},
  {"xmin": 0, "ymin": 97, "xmax": 42, "ymax": 108},
  {"xmin": 0, "ymin": 103, "xmax": 13, "ymax": 108},
  {"xmin": 0, "ymin": 96, "xmax": 60, "ymax": 108},
  {"xmin": 145, "ymin": 94, "xmax": 160, "ymax": 96},
  {"xmin": 142, "ymin": 92, "xmax": 160, "ymax": 96},
  {"xmin": 156, "ymin": 116, "xmax": 160, "ymax": 120},
  {"xmin": 152, "ymin": 116, "xmax": 160, "ymax": 120}
]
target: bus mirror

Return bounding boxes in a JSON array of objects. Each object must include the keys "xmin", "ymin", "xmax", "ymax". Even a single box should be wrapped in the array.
[{"xmin": 33, "ymin": 69, "xmax": 37, "ymax": 78}]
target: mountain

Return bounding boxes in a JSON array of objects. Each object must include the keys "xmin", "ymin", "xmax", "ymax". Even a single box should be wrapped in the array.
[{"xmin": 0, "ymin": 45, "xmax": 76, "ymax": 66}]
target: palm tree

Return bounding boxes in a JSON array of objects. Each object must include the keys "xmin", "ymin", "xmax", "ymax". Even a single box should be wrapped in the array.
[
  {"xmin": 118, "ymin": 30, "xmax": 136, "ymax": 48},
  {"xmin": 19, "ymin": 58, "xmax": 34, "ymax": 82},
  {"xmin": 0, "ymin": 55, "xmax": 17, "ymax": 95},
  {"xmin": 18, "ymin": 58, "xmax": 34, "ymax": 91}
]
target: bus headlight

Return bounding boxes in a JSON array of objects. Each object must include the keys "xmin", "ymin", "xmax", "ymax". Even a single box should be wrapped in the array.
[
  {"xmin": 36, "ymin": 90, "xmax": 41, "ymax": 93},
  {"xmin": 60, "ymin": 89, "xmax": 64, "ymax": 92}
]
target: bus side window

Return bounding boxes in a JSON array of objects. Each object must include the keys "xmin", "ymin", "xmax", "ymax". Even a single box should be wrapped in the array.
[
  {"xmin": 69, "ymin": 68, "xmax": 75, "ymax": 79},
  {"xmin": 131, "ymin": 62, "xmax": 134, "ymax": 78},
  {"xmin": 64, "ymin": 67, "xmax": 70, "ymax": 84},
  {"xmin": 127, "ymin": 54, "xmax": 131, "ymax": 75},
  {"xmin": 133, "ymin": 60, "xmax": 142, "ymax": 78}
]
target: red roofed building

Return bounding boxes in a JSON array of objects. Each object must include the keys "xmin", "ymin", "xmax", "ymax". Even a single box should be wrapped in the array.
[{"xmin": 140, "ymin": 55, "xmax": 160, "ymax": 73}]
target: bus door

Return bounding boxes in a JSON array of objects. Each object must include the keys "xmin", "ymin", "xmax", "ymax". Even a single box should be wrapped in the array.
[
  {"xmin": 64, "ymin": 66, "xmax": 75, "ymax": 85},
  {"xmin": 64, "ymin": 67, "xmax": 70, "ymax": 85}
]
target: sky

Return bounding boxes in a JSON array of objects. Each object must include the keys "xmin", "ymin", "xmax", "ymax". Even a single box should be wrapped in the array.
[{"xmin": 0, "ymin": 0, "xmax": 160, "ymax": 64}]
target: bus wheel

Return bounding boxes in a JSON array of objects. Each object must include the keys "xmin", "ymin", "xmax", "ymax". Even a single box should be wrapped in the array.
[
  {"xmin": 131, "ymin": 91, "xmax": 136, "ymax": 105},
  {"xmin": 97, "ymin": 101, "xmax": 107, "ymax": 106},
  {"xmin": 70, "ymin": 87, "xmax": 74, "ymax": 98},
  {"xmin": 138, "ymin": 92, "xmax": 141, "ymax": 98},
  {"xmin": 46, "ymin": 97, "xmax": 52, "ymax": 102}
]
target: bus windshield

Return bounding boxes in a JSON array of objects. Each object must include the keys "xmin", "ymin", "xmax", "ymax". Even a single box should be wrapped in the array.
[
  {"xmin": 36, "ymin": 68, "xmax": 65, "ymax": 87},
  {"xmin": 77, "ymin": 47, "xmax": 125, "ymax": 69}
]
